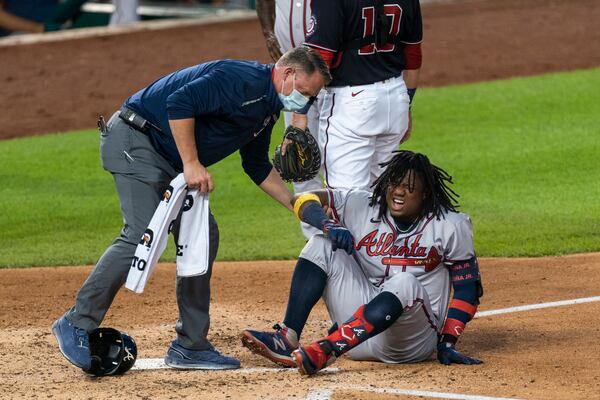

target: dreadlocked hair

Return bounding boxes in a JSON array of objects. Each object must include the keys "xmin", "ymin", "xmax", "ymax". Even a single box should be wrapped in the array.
[{"xmin": 369, "ymin": 150, "xmax": 460, "ymax": 220}]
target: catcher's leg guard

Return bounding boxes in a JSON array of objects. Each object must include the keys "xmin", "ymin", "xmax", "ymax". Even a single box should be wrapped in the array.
[{"xmin": 293, "ymin": 305, "xmax": 375, "ymax": 375}]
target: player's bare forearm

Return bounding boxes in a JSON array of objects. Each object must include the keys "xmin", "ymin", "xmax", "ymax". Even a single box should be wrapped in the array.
[
  {"xmin": 259, "ymin": 168, "xmax": 294, "ymax": 211},
  {"xmin": 403, "ymin": 68, "xmax": 420, "ymax": 90},
  {"xmin": 256, "ymin": 0, "xmax": 282, "ymax": 61},
  {"xmin": 256, "ymin": 0, "xmax": 276, "ymax": 33}
]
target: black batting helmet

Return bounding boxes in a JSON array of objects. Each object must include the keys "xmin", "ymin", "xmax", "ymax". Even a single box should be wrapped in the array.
[{"xmin": 84, "ymin": 327, "xmax": 137, "ymax": 376}]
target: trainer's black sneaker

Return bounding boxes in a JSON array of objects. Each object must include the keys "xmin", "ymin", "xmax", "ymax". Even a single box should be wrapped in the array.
[{"xmin": 240, "ymin": 324, "xmax": 298, "ymax": 367}]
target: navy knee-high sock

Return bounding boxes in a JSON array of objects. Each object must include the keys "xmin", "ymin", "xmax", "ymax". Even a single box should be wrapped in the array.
[{"xmin": 282, "ymin": 258, "xmax": 327, "ymax": 340}]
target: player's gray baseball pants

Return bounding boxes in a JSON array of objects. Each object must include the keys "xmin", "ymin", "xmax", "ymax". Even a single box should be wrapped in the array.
[
  {"xmin": 67, "ymin": 112, "xmax": 219, "ymax": 351},
  {"xmin": 300, "ymin": 234, "xmax": 439, "ymax": 363}
]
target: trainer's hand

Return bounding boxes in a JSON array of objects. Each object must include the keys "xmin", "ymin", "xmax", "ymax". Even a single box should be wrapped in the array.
[
  {"xmin": 183, "ymin": 160, "xmax": 213, "ymax": 193},
  {"xmin": 323, "ymin": 220, "xmax": 355, "ymax": 254},
  {"xmin": 280, "ymin": 136, "xmax": 293, "ymax": 157},
  {"xmin": 437, "ymin": 342, "xmax": 482, "ymax": 365}
]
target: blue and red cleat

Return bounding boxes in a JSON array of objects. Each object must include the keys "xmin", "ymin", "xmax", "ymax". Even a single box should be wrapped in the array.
[{"xmin": 241, "ymin": 324, "xmax": 298, "ymax": 367}]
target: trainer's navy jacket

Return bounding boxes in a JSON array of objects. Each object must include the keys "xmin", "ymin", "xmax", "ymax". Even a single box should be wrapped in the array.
[{"xmin": 124, "ymin": 60, "xmax": 282, "ymax": 185}]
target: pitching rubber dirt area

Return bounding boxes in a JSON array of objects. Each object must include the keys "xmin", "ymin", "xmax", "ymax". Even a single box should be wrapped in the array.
[{"xmin": 1, "ymin": 0, "xmax": 600, "ymax": 398}]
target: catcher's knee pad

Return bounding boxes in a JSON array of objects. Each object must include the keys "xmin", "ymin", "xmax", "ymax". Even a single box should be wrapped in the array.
[{"xmin": 84, "ymin": 327, "xmax": 137, "ymax": 376}]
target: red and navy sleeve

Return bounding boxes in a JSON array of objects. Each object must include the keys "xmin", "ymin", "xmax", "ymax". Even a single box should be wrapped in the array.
[
  {"xmin": 401, "ymin": 0, "xmax": 423, "ymax": 70},
  {"xmin": 441, "ymin": 257, "xmax": 483, "ymax": 344}
]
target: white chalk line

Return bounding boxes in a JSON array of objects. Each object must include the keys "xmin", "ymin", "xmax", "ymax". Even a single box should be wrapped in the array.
[
  {"xmin": 131, "ymin": 295, "xmax": 600, "ymax": 399},
  {"xmin": 308, "ymin": 387, "xmax": 522, "ymax": 400},
  {"xmin": 306, "ymin": 389, "xmax": 333, "ymax": 400},
  {"xmin": 475, "ymin": 295, "xmax": 600, "ymax": 318},
  {"xmin": 132, "ymin": 358, "xmax": 338, "ymax": 374},
  {"xmin": 303, "ymin": 295, "xmax": 600, "ymax": 400},
  {"xmin": 133, "ymin": 295, "xmax": 600, "ymax": 370}
]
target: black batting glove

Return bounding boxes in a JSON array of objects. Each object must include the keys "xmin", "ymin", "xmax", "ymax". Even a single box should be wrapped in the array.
[
  {"xmin": 323, "ymin": 220, "xmax": 355, "ymax": 254},
  {"xmin": 437, "ymin": 342, "xmax": 483, "ymax": 366}
]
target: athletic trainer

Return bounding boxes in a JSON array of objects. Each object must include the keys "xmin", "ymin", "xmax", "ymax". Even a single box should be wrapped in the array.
[{"xmin": 52, "ymin": 47, "xmax": 330, "ymax": 372}]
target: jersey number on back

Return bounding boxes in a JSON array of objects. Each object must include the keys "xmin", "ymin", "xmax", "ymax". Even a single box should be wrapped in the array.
[{"xmin": 359, "ymin": 5, "xmax": 402, "ymax": 55}]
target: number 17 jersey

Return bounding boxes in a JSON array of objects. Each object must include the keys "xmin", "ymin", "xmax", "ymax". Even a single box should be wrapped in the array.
[{"xmin": 304, "ymin": 0, "xmax": 423, "ymax": 87}]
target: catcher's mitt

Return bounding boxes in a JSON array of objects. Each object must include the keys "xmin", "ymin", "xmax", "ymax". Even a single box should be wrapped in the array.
[{"xmin": 273, "ymin": 126, "xmax": 321, "ymax": 182}]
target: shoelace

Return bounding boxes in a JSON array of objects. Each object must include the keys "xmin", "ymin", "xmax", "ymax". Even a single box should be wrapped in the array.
[{"xmin": 74, "ymin": 327, "xmax": 89, "ymax": 348}]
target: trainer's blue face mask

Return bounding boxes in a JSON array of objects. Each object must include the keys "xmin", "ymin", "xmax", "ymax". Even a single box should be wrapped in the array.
[{"xmin": 278, "ymin": 73, "xmax": 310, "ymax": 112}]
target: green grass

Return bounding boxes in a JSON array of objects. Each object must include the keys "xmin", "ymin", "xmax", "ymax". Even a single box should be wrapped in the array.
[
  {"xmin": 1, "ymin": 68, "xmax": 599, "ymax": 267},
  {"xmin": 410, "ymin": 68, "xmax": 600, "ymax": 256}
]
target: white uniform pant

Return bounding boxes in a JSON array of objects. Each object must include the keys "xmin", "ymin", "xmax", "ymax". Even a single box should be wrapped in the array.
[
  {"xmin": 109, "ymin": 0, "xmax": 139, "ymax": 26},
  {"xmin": 319, "ymin": 76, "xmax": 410, "ymax": 190},
  {"xmin": 284, "ymin": 95, "xmax": 324, "ymax": 239},
  {"xmin": 300, "ymin": 235, "xmax": 438, "ymax": 363}
]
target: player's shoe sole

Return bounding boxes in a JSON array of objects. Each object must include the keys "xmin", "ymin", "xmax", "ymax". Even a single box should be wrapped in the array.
[
  {"xmin": 291, "ymin": 348, "xmax": 314, "ymax": 375},
  {"xmin": 240, "ymin": 331, "xmax": 296, "ymax": 368}
]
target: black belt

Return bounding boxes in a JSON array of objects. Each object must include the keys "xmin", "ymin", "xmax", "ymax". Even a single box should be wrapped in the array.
[{"xmin": 118, "ymin": 107, "xmax": 163, "ymax": 134}]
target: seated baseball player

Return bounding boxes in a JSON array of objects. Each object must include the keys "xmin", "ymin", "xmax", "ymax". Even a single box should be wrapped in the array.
[{"xmin": 241, "ymin": 150, "xmax": 483, "ymax": 375}]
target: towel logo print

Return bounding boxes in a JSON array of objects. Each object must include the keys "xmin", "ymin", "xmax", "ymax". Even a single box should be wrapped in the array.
[
  {"xmin": 131, "ymin": 256, "xmax": 147, "ymax": 271},
  {"xmin": 182, "ymin": 195, "xmax": 194, "ymax": 212},
  {"xmin": 139, "ymin": 229, "xmax": 154, "ymax": 248},
  {"xmin": 163, "ymin": 186, "xmax": 174, "ymax": 203}
]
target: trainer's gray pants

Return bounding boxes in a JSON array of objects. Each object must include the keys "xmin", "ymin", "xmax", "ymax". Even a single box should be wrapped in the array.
[{"xmin": 68, "ymin": 112, "xmax": 218, "ymax": 350}]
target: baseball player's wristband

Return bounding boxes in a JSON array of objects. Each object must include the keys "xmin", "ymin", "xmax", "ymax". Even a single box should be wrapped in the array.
[
  {"xmin": 441, "ymin": 318, "xmax": 465, "ymax": 340},
  {"xmin": 407, "ymin": 88, "xmax": 417, "ymax": 104},
  {"xmin": 293, "ymin": 193, "xmax": 321, "ymax": 220}
]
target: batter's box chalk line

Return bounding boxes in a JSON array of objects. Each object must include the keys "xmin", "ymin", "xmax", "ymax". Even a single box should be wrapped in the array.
[
  {"xmin": 307, "ymin": 386, "xmax": 523, "ymax": 400},
  {"xmin": 475, "ymin": 295, "xmax": 600, "ymax": 318},
  {"xmin": 132, "ymin": 358, "xmax": 338, "ymax": 374},
  {"xmin": 133, "ymin": 295, "xmax": 600, "ymax": 373}
]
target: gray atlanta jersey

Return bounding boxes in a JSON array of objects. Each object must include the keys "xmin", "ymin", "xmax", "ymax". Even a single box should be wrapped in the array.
[{"xmin": 327, "ymin": 188, "xmax": 475, "ymax": 324}]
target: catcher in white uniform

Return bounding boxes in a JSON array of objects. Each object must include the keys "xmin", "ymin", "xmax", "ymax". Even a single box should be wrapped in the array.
[
  {"xmin": 257, "ymin": 0, "xmax": 323, "ymax": 239},
  {"xmin": 241, "ymin": 150, "xmax": 483, "ymax": 375}
]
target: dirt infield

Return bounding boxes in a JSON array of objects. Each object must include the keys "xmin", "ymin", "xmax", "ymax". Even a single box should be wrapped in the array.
[
  {"xmin": 1, "ymin": 0, "xmax": 600, "ymax": 398},
  {"xmin": 2, "ymin": 255, "xmax": 600, "ymax": 399},
  {"xmin": 0, "ymin": 0, "xmax": 599, "ymax": 139}
]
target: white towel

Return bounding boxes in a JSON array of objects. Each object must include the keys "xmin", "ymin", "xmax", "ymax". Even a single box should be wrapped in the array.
[
  {"xmin": 176, "ymin": 188, "xmax": 210, "ymax": 277},
  {"xmin": 125, "ymin": 173, "xmax": 210, "ymax": 293}
]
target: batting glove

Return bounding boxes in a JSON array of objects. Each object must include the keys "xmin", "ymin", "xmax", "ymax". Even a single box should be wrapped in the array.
[
  {"xmin": 323, "ymin": 220, "xmax": 355, "ymax": 254},
  {"xmin": 437, "ymin": 342, "xmax": 483, "ymax": 366}
]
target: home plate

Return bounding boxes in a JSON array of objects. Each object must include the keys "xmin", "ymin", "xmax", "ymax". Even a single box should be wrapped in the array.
[{"xmin": 133, "ymin": 358, "xmax": 339, "ymax": 373}]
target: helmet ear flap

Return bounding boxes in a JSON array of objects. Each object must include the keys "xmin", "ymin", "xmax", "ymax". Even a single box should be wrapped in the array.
[
  {"xmin": 84, "ymin": 328, "xmax": 137, "ymax": 376},
  {"xmin": 115, "ymin": 332, "xmax": 137, "ymax": 375}
]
